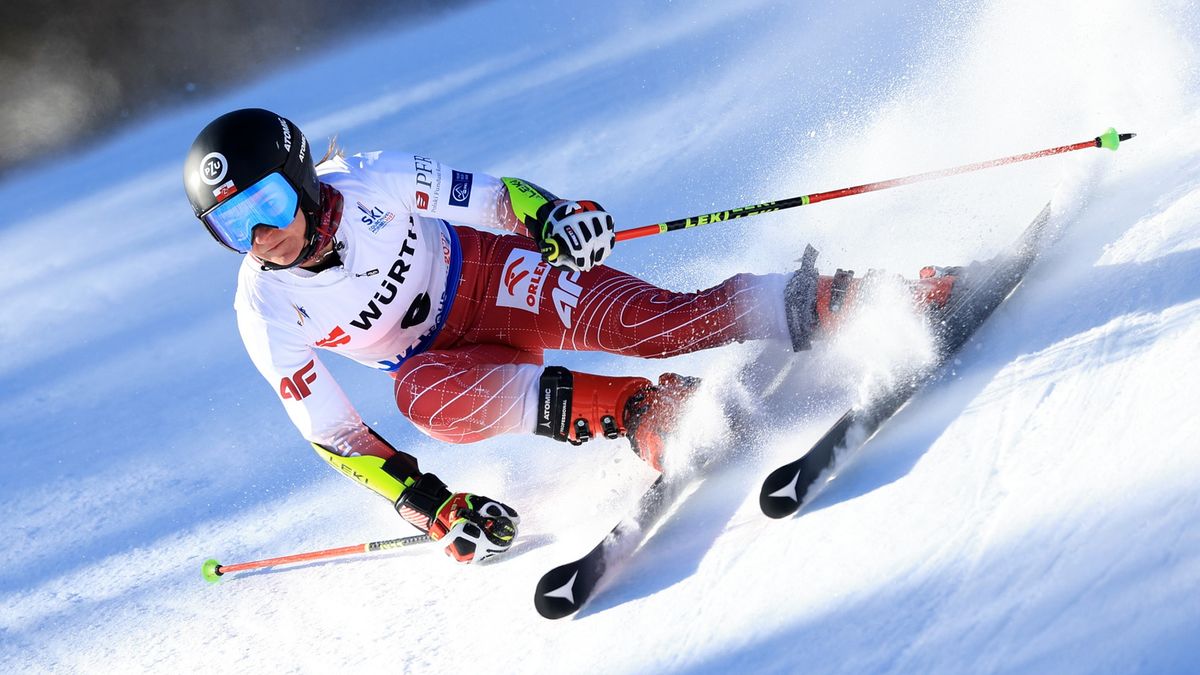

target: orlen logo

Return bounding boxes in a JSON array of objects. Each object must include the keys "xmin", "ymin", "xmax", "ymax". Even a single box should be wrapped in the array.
[
  {"xmin": 316, "ymin": 326, "xmax": 350, "ymax": 348},
  {"xmin": 280, "ymin": 360, "xmax": 318, "ymax": 400},
  {"xmin": 495, "ymin": 249, "xmax": 549, "ymax": 314},
  {"xmin": 504, "ymin": 261, "xmax": 529, "ymax": 295},
  {"xmin": 415, "ymin": 191, "xmax": 429, "ymax": 210}
]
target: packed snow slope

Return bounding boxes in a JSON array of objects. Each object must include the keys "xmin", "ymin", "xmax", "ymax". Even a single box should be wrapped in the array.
[{"xmin": 2, "ymin": 1, "xmax": 1199, "ymax": 672}]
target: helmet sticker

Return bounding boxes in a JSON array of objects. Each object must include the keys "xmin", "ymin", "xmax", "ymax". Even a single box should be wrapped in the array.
[
  {"xmin": 212, "ymin": 180, "xmax": 237, "ymax": 201},
  {"xmin": 200, "ymin": 152, "xmax": 228, "ymax": 185},
  {"xmin": 278, "ymin": 117, "xmax": 292, "ymax": 152}
]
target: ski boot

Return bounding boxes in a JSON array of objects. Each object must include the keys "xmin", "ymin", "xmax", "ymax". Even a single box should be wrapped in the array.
[
  {"xmin": 623, "ymin": 373, "xmax": 703, "ymax": 472},
  {"xmin": 913, "ymin": 264, "xmax": 963, "ymax": 324},
  {"xmin": 784, "ymin": 244, "xmax": 961, "ymax": 350},
  {"xmin": 534, "ymin": 367, "xmax": 648, "ymax": 445},
  {"xmin": 534, "ymin": 367, "xmax": 701, "ymax": 472}
]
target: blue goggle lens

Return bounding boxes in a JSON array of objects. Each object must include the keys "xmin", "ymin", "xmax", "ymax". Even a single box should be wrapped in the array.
[{"xmin": 201, "ymin": 172, "xmax": 300, "ymax": 253}]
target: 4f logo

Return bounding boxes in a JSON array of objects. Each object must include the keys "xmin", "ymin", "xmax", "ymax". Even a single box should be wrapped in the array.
[
  {"xmin": 280, "ymin": 360, "xmax": 318, "ymax": 400},
  {"xmin": 553, "ymin": 270, "xmax": 582, "ymax": 328}
]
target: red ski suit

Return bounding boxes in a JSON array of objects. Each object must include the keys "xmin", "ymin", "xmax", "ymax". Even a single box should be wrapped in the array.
[{"xmin": 395, "ymin": 226, "xmax": 785, "ymax": 442}]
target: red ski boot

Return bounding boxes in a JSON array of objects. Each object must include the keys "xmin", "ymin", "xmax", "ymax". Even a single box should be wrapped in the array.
[
  {"xmin": 622, "ymin": 373, "xmax": 703, "ymax": 472},
  {"xmin": 532, "ymin": 367, "xmax": 702, "ymax": 472},
  {"xmin": 912, "ymin": 265, "xmax": 961, "ymax": 318},
  {"xmin": 534, "ymin": 367, "xmax": 648, "ymax": 444}
]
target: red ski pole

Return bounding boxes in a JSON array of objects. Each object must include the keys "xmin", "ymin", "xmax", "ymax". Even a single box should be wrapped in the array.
[
  {"xmin": 616, "ymin": 127, "xmax": 1135, "ymax": 242},
  {"xmin": 202, "ymin": 534, "xmax": 431, "ymax": 583}
]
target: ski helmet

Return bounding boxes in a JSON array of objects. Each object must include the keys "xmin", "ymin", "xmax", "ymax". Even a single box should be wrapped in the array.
[{"xmin": 183, "ymin": 108, "xmax": 321, "ymax": 268}]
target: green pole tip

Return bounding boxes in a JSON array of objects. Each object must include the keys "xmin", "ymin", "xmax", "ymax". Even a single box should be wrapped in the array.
[
  {"xmin": 202, "ymin": 558, "xmax": 224, "ymax": 584},
  {"xmin": 1097, "ymin": 127, "xmax": 1121, "ymax": 150}
]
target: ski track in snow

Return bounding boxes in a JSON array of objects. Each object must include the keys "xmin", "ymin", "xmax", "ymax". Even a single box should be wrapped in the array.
[{"xmin": 2, "ymin": 0, "xmax": 1200, "ymax": 672}]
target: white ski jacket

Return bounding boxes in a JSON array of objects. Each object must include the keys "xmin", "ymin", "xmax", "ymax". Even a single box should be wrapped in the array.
[{"xmin": 234, "ymin": 151, "xmax": 518, "ymax": 454}]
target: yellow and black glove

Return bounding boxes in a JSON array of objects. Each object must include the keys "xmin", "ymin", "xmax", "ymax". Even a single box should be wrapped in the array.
[{"xmin": 503, "ymin": 177, "xmax": 616, "ymax": 272}]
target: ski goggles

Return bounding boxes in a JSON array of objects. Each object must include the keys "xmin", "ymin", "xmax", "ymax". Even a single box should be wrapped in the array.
[{"xmin": 200, "ymin": 172, "xmax": 300, "ymax": 253}]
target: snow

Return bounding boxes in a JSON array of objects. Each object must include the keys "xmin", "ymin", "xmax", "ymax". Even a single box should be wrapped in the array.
[{"xmin": 3, "ymin": 0, "xmax": 1199, "ymax": 672}]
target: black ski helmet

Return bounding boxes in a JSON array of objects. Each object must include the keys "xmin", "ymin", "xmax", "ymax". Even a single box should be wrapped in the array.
[{"xmin": 183, "ymin": 108, "xmax": 321, "ymax": 267}]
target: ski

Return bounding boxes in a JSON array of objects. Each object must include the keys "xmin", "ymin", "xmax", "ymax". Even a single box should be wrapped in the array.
[
  {"xmin": 534, "ymin": 471, "xmax": 695, "ymax": 619},
  {"xmin": 760, "ymin": 202, "xmax": 1057, "ymax": 518}
]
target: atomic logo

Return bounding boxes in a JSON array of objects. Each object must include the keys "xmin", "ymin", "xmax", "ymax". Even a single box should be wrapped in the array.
[{"xmin": 278, "ymin": 117, "xmax": 292, "ymax": 152}]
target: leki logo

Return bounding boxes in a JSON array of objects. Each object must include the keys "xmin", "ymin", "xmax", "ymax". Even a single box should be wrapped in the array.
[
  {"xmin": 316, "ymin": 326, "xmax": 350, "ymax": 348},
  {"xmin": 280, "ymin": 360, "xmax": 318, "ymax": 400}
]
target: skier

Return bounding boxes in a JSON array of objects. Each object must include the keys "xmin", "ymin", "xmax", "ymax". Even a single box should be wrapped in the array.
[{"xmin": 183, "ymin": 108, "xmax": 957, "ymax": 564}]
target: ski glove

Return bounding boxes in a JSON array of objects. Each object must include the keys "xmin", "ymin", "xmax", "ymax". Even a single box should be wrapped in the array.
[
  {"xmin": 501, "ymin": 177, "xmax": 617, "ymax": 272},
  {"xmin": 395, "ymin": 473, "xmax": 519, "ymax": 563},
  {"xmin": 535, "ymin": 200, "xmax": 617, "ymax": 272}
]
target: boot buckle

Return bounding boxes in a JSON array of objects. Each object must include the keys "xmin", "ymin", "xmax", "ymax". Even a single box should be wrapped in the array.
[
  {"xmin": 573, "ymin": 418, "xmax": 592, "ymax": 443},
  {"xmin": 600, "ymin": 415, "xmax": 620, "ymax": 439}
]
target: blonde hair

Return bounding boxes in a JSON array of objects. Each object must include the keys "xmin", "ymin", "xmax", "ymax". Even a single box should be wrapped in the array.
[{"xmin": 318, "ymin": 135, "xmax": 344, "ymax": 165}]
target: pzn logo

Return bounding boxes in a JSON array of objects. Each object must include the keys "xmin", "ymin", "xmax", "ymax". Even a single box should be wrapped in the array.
[
  {"xmin": 200, "ymin": 152, "xmax": 228, "ymax": 185},
  {"xmin": 280, "ymin": 360, "xmax": 318, "ymax": 400}
]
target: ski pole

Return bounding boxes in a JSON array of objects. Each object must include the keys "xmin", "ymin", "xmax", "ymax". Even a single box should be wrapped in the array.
[
  {"xmin": 616, "ymin": 127, "xmax": 1136, "ymax": 242},
  {"xmin": 202, "ymin": 533, "xmax": 431, "ymax": 583}
]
